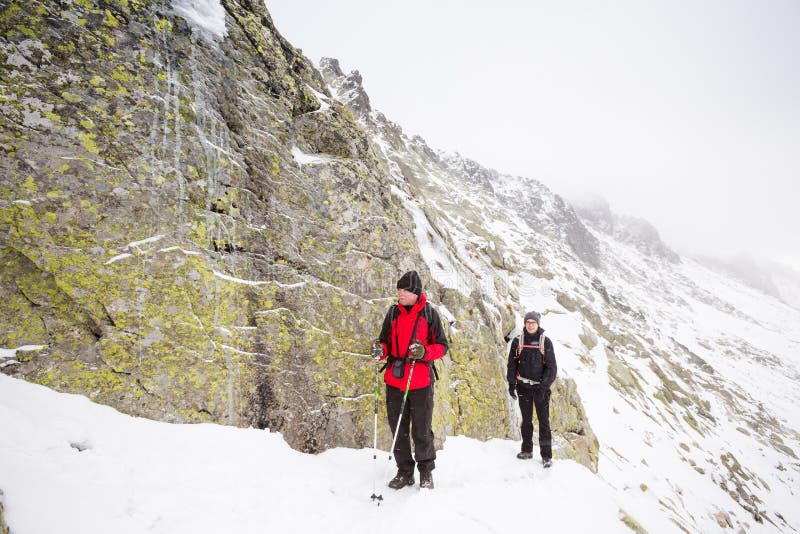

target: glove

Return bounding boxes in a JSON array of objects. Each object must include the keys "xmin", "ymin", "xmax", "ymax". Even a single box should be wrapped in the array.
[
  {"xmin": 408, "ymin": 342, "xmax": 426, "ymax": 361},
  {"xmin": 508, "ymin": 384, "xmax": 517, "ymax": 399},
  {"xmin": 370, "ymin": 341, "xmax": 384, "ymax": 360}
]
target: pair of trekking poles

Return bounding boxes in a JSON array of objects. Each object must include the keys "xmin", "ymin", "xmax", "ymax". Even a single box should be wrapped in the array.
[{"xmin": 370, "ymin": 348, "xmax": 418, "ymax": 505}]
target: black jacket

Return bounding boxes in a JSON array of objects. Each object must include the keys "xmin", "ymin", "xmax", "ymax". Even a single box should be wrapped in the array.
[{"xmin": 507, "ymin": 328, "xmax": 557, "ymax": 389}]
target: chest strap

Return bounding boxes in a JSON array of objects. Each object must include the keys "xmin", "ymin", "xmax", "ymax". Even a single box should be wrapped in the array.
[{"xmin": 380, "ymin": 310, "xmax": 423, "ymax": 373}]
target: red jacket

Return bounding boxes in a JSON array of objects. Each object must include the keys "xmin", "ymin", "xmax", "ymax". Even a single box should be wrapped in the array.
[{"xmin": 377, "ymin": 293, "xmax": 448, "ymax": 390}]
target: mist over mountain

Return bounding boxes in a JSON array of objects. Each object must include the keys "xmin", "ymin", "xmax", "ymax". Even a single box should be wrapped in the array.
[
  {"xmin": 1, "ymin": 2, "xmax": 799, "ymax": 533},
  {"xmin": 567, "ymin": 189, "xmax": 800, "ymax": 314},
  {"xmin": 694, "ymin": 253, "xmax": 800, "ymax": 311},
  {"xmin": 567, "ymin": 192, "xmax": 679, "ymax": 264}
]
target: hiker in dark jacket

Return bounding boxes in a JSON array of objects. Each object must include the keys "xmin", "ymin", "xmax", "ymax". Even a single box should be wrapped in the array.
[
  {"xmin": 370, "ymin": 270, "xmax": 448, "ymax": 490},
  {"xmin": 507, "ymin": 311, "xmax": 557, "ymax": 467}
]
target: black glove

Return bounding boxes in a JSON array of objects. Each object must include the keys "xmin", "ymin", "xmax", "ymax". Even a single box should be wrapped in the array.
[
  {"xmin": 408, "ymin": 342, "xmax": 426, "ymax": 361},
  {"xmin": 370, "ymin": 341, "xmax": 384, "ymax": 360},
  {"xmin": 508, "ymin": 384, "xmax": 517, "ymax": 399}
]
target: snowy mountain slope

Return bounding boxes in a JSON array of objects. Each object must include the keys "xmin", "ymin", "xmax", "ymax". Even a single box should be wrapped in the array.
[
  {"xmin": 581, "ymin": 231, "xmax": 800, "ymax": 532},
  {"xmin": 320, "ymin": 60, "xmax": 800, "ymax": 532}
]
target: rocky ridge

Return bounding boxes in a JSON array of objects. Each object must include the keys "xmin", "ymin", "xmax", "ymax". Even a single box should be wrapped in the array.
[{"xmin": 321, "ymin": 58, "xmax": 800, "ymax": 532}]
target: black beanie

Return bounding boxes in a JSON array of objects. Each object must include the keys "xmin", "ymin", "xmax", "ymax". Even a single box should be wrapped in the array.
[
  {"xmin": 396, "ymin": 270, "xmax": 423, "ymax": 296},
  {"xmin": 524, "ymin": 311, "xmax": 541, "ymax": 324}
]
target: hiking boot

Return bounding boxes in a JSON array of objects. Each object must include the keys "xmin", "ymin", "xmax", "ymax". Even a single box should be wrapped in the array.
[
  {"xmin": 388, "ymin": 472, "xmax": 415, "ymax": 489},
  {"xmin": 419, "ymin": 471, "xmax": 434, "ymax": 489},
  {"xmin": 543, "ymin": 458, "xmax": 553, "ymax": 468},
  {"xmin": 516, "ymin": 451, "xmax": 533, "ymax": 460}
]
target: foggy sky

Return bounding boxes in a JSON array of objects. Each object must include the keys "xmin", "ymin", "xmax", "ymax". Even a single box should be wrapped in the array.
[{"xmin": 267, "ymin": 0, "xmax": 800, "ymax": 269}]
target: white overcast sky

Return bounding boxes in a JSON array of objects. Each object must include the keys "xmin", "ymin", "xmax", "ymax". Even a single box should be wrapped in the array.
[{"xmin": 266, "ymin": 0, "xmax": 800, "ymax": 269}]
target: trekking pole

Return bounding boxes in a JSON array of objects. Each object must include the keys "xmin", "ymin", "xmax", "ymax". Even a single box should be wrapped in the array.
[
  {"xmin": 370, "ymin": 354, "xmax": 383, "ymax": 504},
  {"xmin": 374, "ymin": 360, "xmax": 416, "ymax": 505}
]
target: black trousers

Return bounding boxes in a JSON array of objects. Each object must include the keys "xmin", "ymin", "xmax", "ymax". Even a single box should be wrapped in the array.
[
  {"xmin": 386, "ymin": 385, "xmax": 436, "ymax": 475},
  {"xmin": 518, "ymin": 386, "xmax": 552, "ymax": 460}
]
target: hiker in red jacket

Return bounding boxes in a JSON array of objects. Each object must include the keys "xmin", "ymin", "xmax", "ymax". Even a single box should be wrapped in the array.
[
  {"xmin": 507, "ymin": 311, "xmax": 557, "ymax": 467},
  {"xmin": 370, "ymin": 271, "xmax": 448, "ymax": 490}
]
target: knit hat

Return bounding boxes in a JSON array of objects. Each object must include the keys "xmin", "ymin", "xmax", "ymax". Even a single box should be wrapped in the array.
[
  {"xmin": 396, "ymin": 270, "xmax": 423, "ymax": 296},
  {"xmin": 524, "ymin": 311, "xmax": 541, "ymax": 324}
]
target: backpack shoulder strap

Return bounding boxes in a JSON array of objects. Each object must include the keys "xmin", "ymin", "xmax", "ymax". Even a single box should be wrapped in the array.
[
  {"xmin": 422, "ymin": 302, "xmax": 441, "ymax": 382},
  {"xmin": 423, "ymin": 302, "xmax": 432, "ymax": 340},
  {"xmin": 540, "ymin": 333, "xmax": 546, "ymax": 363},
  {"xmin": 380, "ymin": 305, "xmax": 400, "ymax": 373}
]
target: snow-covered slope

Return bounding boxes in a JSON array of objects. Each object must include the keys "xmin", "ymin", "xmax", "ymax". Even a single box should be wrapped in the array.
[{"xmin": 0, "ymin": 373, "xmax": 644, "ymax": 534}]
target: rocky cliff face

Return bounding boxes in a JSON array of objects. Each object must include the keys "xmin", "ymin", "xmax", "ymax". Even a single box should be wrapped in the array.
[{"xmin": 0, "ymin": 0, "xmax": 545, "ymax": 459}]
